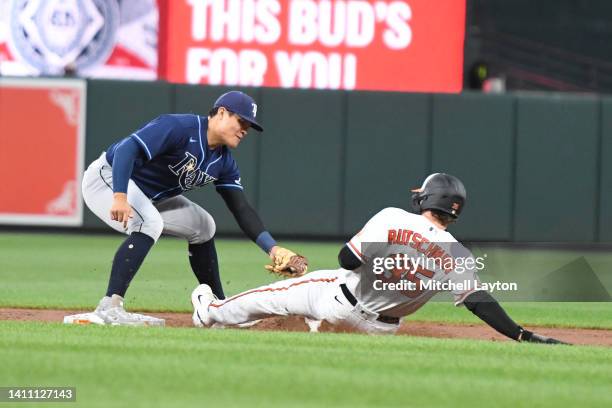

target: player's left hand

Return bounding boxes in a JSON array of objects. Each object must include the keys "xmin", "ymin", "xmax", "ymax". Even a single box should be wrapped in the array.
[
  {"xmin": 521, "ymin": 330, "xmax": 571, "ymax": 345},
  {"xmin": 265, "ymin": 246, "xmax": 308, "ymax": 278}
]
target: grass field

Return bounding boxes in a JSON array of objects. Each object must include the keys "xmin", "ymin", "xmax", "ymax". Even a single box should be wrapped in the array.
[
  {"xmin": 0, "ymin": 232, "xmax": 611, "ymax": 407},
  {"xmin": 1, "ymin": 233, "xmax": 610, "ymax": 328},
  {"xmin": 1, "ymin": 322, "xmax": 610, "ymax": 408}
]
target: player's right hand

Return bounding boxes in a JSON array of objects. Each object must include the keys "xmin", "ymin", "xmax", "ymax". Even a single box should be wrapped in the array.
[{"xmin": 110, "ymin": 193, "xmax": 133, "ymax": 229}]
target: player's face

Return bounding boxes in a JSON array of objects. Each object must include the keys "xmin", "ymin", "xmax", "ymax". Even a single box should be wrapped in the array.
[{"xmin": 218, "ymin": 108, "xmax": 251, "ymax": 148}]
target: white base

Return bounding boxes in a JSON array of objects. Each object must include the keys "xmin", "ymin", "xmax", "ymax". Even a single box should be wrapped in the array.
[
  {"xmin": 63, "ymin": 312, "xmax": 106, "ymax": 325},
  {"xmin": 305, "ymin": 318, "xmax": 322, "ymax": 333},
  {"xmin": 63, "ymin": 312, "xmax": 165, "ymax": 327}
]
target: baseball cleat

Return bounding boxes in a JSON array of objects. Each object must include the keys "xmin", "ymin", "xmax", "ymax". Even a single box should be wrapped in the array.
[
  {"xmin": 93, "ymin": 295, "xmax": 165, "ymax": 327},
  {"xmin": 191, "ymin": 284, "xmax": 216, "ymax": 327}
]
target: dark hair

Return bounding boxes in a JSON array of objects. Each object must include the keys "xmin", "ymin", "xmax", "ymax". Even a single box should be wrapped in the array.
[
  {"xmin": 208, "ymin": 107, "xmax": 220, "ymax": 117},
  {"xmin": 429, "ymin": 209, "xmax": 456, "ymax": 226}
]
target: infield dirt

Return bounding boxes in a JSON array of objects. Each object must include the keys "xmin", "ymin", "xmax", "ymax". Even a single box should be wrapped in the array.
[{"xmin": 1, "ymin": 308, "xmax": 610, "ymax": 346}]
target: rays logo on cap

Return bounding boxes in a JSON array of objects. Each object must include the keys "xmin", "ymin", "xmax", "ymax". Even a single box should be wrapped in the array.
[{"xmin": 8, "ymin": 0, "xmax": 120, "ymax": 74}]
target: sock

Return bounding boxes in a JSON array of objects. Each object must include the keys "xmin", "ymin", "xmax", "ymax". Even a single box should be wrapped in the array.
[
  {"xmin": 188, "ymin": 238, "xmax": 225, "ymax": 299},
  {"xmin": 106, "ymin": 232, "xmax": 155, "ymax": 297}
]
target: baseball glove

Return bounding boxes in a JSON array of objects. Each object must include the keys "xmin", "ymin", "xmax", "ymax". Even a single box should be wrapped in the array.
[{"xmin": 265, "ymin": 247, "xmax": 308, "ymax": 278}]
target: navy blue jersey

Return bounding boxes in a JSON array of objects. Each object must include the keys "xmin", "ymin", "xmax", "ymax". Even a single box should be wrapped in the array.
[{"xmin": 106, "ymin": 114, "xmax": 243, "ymax": 201}]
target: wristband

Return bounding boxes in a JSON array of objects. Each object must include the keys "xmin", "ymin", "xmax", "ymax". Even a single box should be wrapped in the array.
[{"xmin": 256, "ymin": 231, "xmax": 277, "ymax": 254}]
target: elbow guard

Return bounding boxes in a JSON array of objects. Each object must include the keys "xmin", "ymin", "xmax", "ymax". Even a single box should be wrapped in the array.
[{"xmin": 338, "ymin": 245, "xmax": 362, "ymax": 270}]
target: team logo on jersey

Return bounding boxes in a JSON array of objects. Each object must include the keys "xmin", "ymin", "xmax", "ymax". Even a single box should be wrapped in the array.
[
  {"xmin": 168, "ymin": 152, "xmax": 217, "ymax": 191},
  {"xmin": 8, "ymin": 0, "xmax": 120, "ymax": 74}
]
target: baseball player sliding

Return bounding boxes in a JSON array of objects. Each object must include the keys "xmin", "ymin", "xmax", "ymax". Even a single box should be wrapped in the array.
[
  {"xmin": 78, "ymin": 91, "xmax": 307, "ymax": 326},
  {"xmin": 191, "ymin": 173, "xmax": 568, "ymax": 344}
]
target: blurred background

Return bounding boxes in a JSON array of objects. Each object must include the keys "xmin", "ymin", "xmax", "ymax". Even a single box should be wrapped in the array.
[{"xmin": 0, "ymin": 0, "xmax": 610, "ymax": 246}]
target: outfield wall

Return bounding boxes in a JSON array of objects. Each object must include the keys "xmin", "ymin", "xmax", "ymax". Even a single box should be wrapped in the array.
[{"xmin": 83, "ymin": 81, "xmax": 609, "ymax": 242}]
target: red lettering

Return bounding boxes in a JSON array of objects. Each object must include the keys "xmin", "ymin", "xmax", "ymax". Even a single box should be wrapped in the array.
[
  {"xmin": 411, "ymin": 233, "xmax": 423, "ymax": 251},
  {"xmin": 417, "ymin": 236, "xmax": 430, "ymax": 252},
  {"xmin": 401, "ymin": 229, "xmax": 411, "ymax": 245},
  {"xmin": 387, "ymin": 229, "xmax": 397, "ymax": 243},
  {"xmin": 424, "ymin": 243, "xmax": 445, "ymax": 259}
]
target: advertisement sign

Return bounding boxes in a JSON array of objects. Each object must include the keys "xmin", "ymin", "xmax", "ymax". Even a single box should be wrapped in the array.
[
  {"xmin": 0, "ymin": 0, "xmax": 158, "ymax": 79},
  {"xmin": 159, "ymin": 0, "xmax": 465, "ymax": 92},
  {"xmin": 0, "ymin": 78, "xmax": 86, "ymax": 226}
]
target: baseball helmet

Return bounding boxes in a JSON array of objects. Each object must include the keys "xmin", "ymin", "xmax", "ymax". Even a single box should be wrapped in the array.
[{"xmin": 411, "ymin": 173, "xmax": 466, "ymax": 218}]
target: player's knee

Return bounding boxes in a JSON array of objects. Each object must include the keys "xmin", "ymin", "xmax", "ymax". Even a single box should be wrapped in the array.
[
  {"xmin": 136, "ymin": 213, "xmax": 164, "ymax": 242},
  {"xmin": 190, "ymin": 210, "xmax": 216, "ymax": 244}
]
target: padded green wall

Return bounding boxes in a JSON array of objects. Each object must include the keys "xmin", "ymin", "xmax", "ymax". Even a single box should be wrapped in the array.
[
  {"xmin": 600, "ymin": 98, "xmax": 612, "ymax": 242},
  {"xmin": 81, "ymin": 82, "xmax": 609, "ymax": 242},
  {"xmin": 343, "ymin": 92, "xmax": 430, "ymax": 237},
  {"xmin": 257, "ymin": 89, "xmax": 344, "ymax": 236},
  {"xmin": 514, "ymin": 95, "xmax": 599, "ymax": 241},
  {"xmin": 432, "ymin": 94, "xmax": 515, "ymax": 241}
]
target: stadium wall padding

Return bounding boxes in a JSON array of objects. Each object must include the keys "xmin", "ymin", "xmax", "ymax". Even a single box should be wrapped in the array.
[
  {"xmin": 82, "ymin": 81, "xmax": 610, "ymax": 242},
  {"xmin": 257, "ymin": 88, "xmax": 345, "ymax": 236},
  {"xmin": 431, "ymin": 93, "xmax": 515, "ymax": 241},
  {"xmin": 343, "ymin": 92, "xmax": 431, "ymax": 237},
  {"xmin": 599, "ymin": 97, "xmax": 612, "ymax": 242},
  {"xmin": 513, "ymin": 94, "xmax": 600, "ymax": 242}
]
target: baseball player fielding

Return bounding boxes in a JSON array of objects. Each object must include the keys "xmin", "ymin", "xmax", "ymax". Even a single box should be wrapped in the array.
[{"xmin": 66, "ymin": 91, "xmax": 308, "ymax": 326}]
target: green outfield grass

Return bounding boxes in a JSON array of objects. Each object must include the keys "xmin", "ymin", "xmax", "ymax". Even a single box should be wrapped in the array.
[
  {"xmin": 1, "ymin": 232, "xmax": 611, "ymax": 408},
  {"xmin": 1, "ymin": 232, "xmax": 611, "ymax": 328},
  {"xmin": 0, "ymin": 232, "xmax": 340, "ymax": 311},
  {"xmin": 0, "ymin": 321, "xmax": 610, "ymax": 408},
  {"xmin": 407, "ymin": 301, "xmax": 612, "ymax": 329}
]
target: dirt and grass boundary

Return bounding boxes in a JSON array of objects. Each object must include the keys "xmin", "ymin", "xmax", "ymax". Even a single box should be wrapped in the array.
[{"xmin": 2, "ymin": 308, "xmax": 610, "ymax": 347}]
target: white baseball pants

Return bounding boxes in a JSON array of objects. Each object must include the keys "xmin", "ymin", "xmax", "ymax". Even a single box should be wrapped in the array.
[
  {"xmin": 82, "ymin": 152, "xmax": 216, "ymax": 243},
  {"xmin": 207, "ymin": 269, "xmax": 400, "ymax": 335}
]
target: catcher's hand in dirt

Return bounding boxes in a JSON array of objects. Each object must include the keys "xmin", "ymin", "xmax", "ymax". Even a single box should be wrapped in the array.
[{"xmin": 265, "ymin": 246, "xmax": 308, "ymax": 278}]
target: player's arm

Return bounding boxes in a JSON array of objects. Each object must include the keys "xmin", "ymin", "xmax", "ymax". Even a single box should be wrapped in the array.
[
  {"xmin": 338, "ymin": 208, "xmax": 399, "ymax": 270},
  {"xmin": 110, "ymin": 138, "xmax": 147, "ymax": 228},
  {"xmin": 338, "ymin": 245, "xmax": 362, "ymax": 270},
  {"xmin": 109, "ymin": 115, "xmax": 178, "ymax": 227},
  {"xmin": 216, "ymin": 188, "xmax": 281, "ymax": 256},
  {"xmin": 463, "ymin": 290, "xmax": 569, "ymax": 344},
  {"xmin": 214, "ymin": 157, "xmax": 307, "ymax": 276}
]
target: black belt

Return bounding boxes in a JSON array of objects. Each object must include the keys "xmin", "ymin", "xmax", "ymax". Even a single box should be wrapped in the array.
[{"xmin": 339, "ymin": 284, "xmax": 400, "ymax": 325}]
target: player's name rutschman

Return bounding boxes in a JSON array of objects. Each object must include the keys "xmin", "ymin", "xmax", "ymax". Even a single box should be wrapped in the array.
[{"xmin": 372, "ymin": 279, "xmax": 517, "ymax": 293}]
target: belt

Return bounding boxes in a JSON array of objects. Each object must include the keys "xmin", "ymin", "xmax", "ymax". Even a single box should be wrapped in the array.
[{"xmin": 339, "ymin": 284, "xmax": 400, "ymax": 325}]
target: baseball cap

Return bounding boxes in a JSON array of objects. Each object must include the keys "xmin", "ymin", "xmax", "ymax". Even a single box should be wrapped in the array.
[{"xmin": 213, "ymin": 91, "xmax": 263, "ymax": 132}]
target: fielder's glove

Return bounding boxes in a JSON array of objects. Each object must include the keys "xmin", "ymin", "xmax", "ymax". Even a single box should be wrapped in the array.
[
  {"xmin": 519, "ymin": 329, "xmax": 570, "ymax": 345},
  {"xmin": 265, "ymin": 247, "xmax": 308, "ymax": 278}
]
